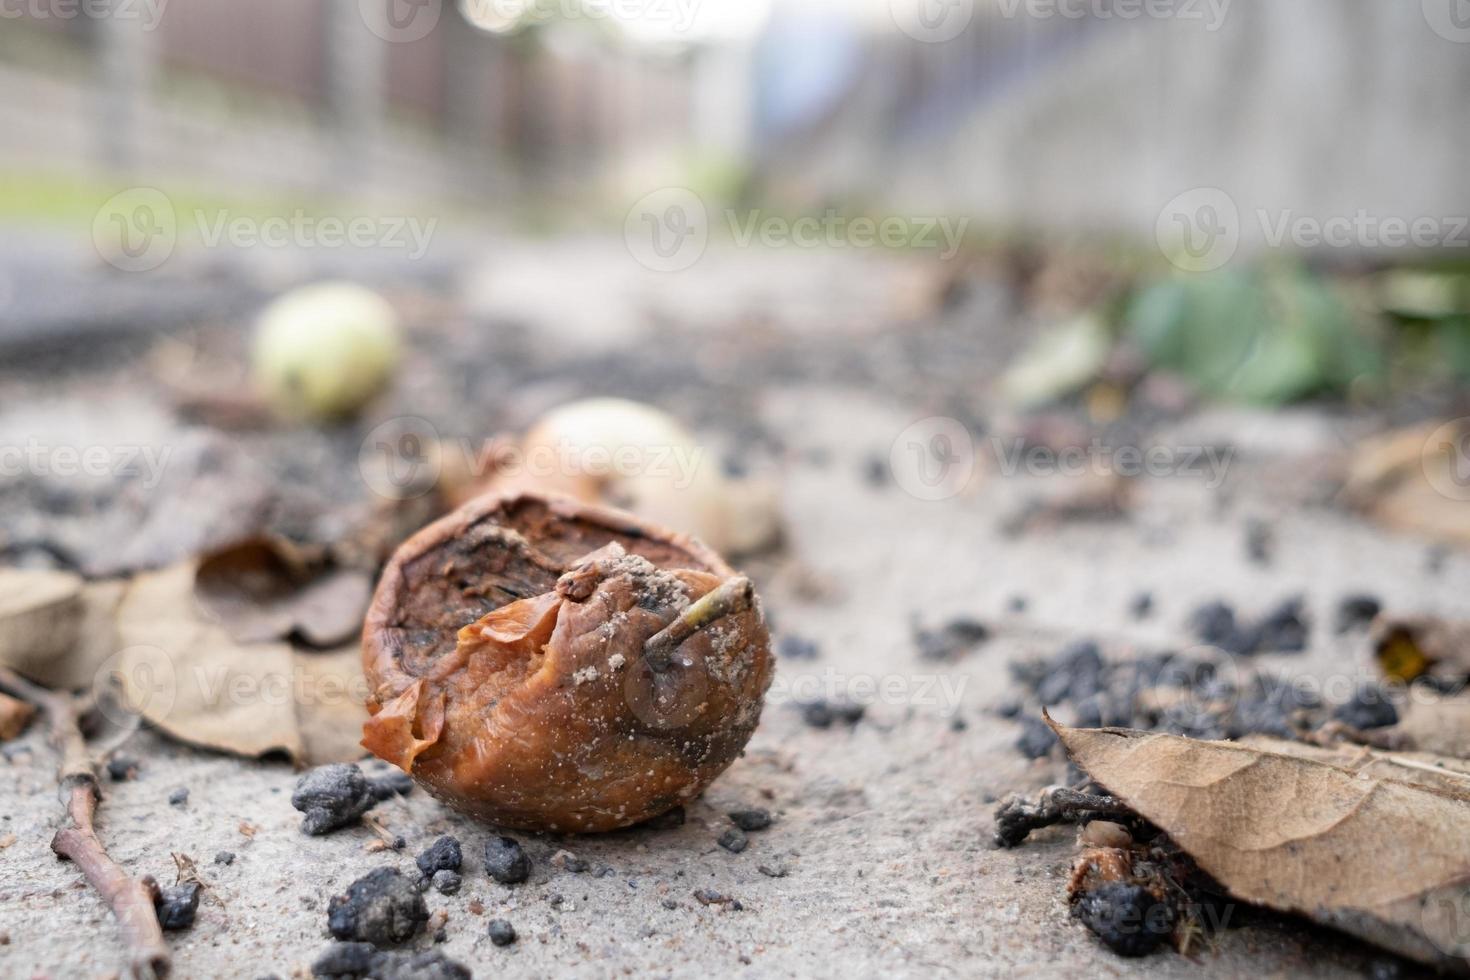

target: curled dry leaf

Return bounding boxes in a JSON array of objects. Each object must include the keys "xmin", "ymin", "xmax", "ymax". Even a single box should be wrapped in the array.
[
  {"xmin": 115, "ymin": 561, "xmax": 369, "ymax": 765},
  {"xmin": 0, "ymin": 568, "xmax": 80, "ymax": 683},
  {"xmin": 195, "ymin": 536, "xmax": 372, "ymax": 649},
  {"xmin": 1054, "ymin": 719, "xmax": 1470, "ymax": 972},
  {"xmin": 1342, "ymin": 420, "xmax": 1470, "ymax": 548}
]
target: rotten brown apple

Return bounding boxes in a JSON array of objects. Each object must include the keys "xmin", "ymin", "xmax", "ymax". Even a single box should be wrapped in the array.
[{"xmin": 361, "ymin": 491, "xmax": 773, "ymax": 832}]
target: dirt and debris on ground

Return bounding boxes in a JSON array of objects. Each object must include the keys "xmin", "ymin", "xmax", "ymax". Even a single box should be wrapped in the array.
[{"xmin": 2, "ymin": 241, "xmax": 1469, "ymax": 977}]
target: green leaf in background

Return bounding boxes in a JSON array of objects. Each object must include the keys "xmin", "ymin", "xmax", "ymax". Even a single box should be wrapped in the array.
[{"xmin": 1125, "ymin": 267, "xmax": 1380, "ymax": 405}]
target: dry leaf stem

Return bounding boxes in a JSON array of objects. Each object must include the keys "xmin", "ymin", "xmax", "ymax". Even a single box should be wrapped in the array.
[{"xmin": 0, "ymin": 667, "xmax": 170, "ymax": 979}]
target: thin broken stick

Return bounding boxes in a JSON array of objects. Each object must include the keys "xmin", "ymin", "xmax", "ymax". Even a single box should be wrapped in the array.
[
  {"xmin": 644, "ymin": 575, "xmax": 754, "ymax": 673},
  {"xmin": 0, "ymin": 667, "xmax": 170, "ymax": 979}
]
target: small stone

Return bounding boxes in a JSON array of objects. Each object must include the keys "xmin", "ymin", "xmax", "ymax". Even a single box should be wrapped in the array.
[
  {"xmin": 367, "ymin": 770, "xmax": 415, "ymax": 801},
  {"xmin": 776, "ymin": 635, "xmax": 820, "ymax": 660},
  {"xmin": 415, "ymin": 836, "xmax": 463, "ymax": 877},
  {"xmin": 692, "ymin": 888, "xmax": 742, "ymax": 910},
  {"xmin": 1129, "ymin": 592, "xmax": 1153, "ymax": 620},
  {"xmin": 154, "ymin": 882, "xmax": 202, "ymax": 930},
  {"xmin": 914, "ymin": 617, "xmax": 990, "ymax": 662},
  {"xmin": 311, "ymin": 941, "xmax": 376, "ymax": 979},
  {"xmin": 1079, "ymin": 820, "xmax": 1133, "ymax": 849},
  {"xmin": 549, "ymin": 849, "xmax": 589, "ymax": 873},
  {"xmin": 799, "ymin": 699, "xmax": 864, "ymax": 729},
  {"xmin": 1007, "ymin": 595, "xmax": 1028, "ymax": 614},
  {"xmin": 167, "ymin": 787, "xmax": 189, "ymax": 807},
  {"xmin": 1335, "ymin": 594, "xmax": 1382, "ymax": 634},
  {"xmin": 431, "ymin": 870, "xmax": 461, "ymax": 896},
  {"xmin": 106, "ymin": 756, "xmax": 138, "ymax": 782},
  {"xmin": 757, "ymin": 864, "xmax": 789, "ymax": 878},
  {"xmin": 1335, "ymin": 685, "xmax": 1399, "ymax": 730},
  {"xmin": 312, "ymin": 944, "xmax": 470, "ymax": 980},
  {"xmin": 292, "ymin": 764, "xmax": 377, "ymax": 836},
  {"xmin": 487, "ymin": 919, "xmax": 517, "ymax": 946},
  {"xmin": 717, "ymin": 828, "xmax": 748, "ymax": 853},
  {"xmin": 214, "ymin": 851, "xmax": 235, "ymax": 866},
  {"xmin": 1015, "ymin": 715, "xmax": 1057, "ymax": 760},
  {"xmin": 484, "ymin": 836, "xmax": 530, "ymax": 885},
  {"xmin": 727, "ymin": 809, "xmax": 772, "ymax": 832},
  {"xmin": 326, "ymin": 867, "xmax": 429, "ymax": 946}
]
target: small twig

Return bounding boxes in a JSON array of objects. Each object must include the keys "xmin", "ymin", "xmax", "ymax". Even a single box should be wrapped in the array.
[
  {"xmin": 993, "ymin": 785, "xmax": 1135, "ymax": 848},
  {"xmin": 0, "ymin": 667, "xmax": 171, "ymax": 979},
  {"xmin": 644, "ymin": 575, "xmax": 754, "ymax": 673}
]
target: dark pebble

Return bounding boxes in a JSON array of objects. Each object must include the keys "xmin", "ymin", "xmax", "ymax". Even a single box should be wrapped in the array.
[
  {"xmin": 292, "ymin": 764, "xmax": 377, "ymax": 836},
  {"xmin": 914, "ymin": 617, "xmax": 990, "ymax": 662},
  {"xmin": 1007, "ymin": 595, "xmax": 1028, "ymax": 613},
  {"xmin": 800, "ymin": 699, "xmax": 864, "ymax": 729},
  {"xmin": 311, "ymin": 941, "xmax": 376, "ymax": 979},
  {"xmin": 106, "ymin": 757, "xmax": 138, "ymax": 782},
  {"xmin": 484, "ymin": 836, "xmax": 531, "ymax": 885},
  {"xmin": 1335, "ymin": 594, "xmax": 1382, "ymax": 634},
  {"xmin": 717, "ymin": 828, "xmax": 749, "ymax": 853},
  {"xmin": 368, "ymin": 770, "xmax": 415, "ymax": 801},
  {"xmin": 431, "ymin": 870, "xmax": 462, "ymax": 896},
  {"xmin": 1334, "ymin": 685, "xmax": 1399, "ymax": 730},
  {"xmin": 1129, "ymin": 592, "xmax": 1153, "ymax": 620},
  {"xmin": 777, "ymin": 635, "xmax": 820, "ymax": 660},
  {"xmin": 1073, "ymin": 881, "xmax": 1173, "ymax": 957},
  {"xmin": 692, "ymin": 888, "xmax": 743, "ymax": 910},
  {"xmin": 326, "ymin": 867, "xmax": 429, "ymax": 946},
  {"xmin": 1244, "ymin": 519, "xmax": 1273, "ymax": 566},
  {"xmin": 154, "ymin": 882, "xmax": 202, "ymax": 930},
  {"xmin": 214, "ymin": 851, "xmax": 235, "ymax": 866},
  {"xmin": 727, "ymin": 809, "xmax": 772, "ymax": 832},
  {"xmin": 167, "ymin": 787, "xmax": 189, "ymax": 807},
  {"xmin": 1015, "ymin": 715, "xmax": 1057, "ymax": 759},
  {"xmin": 415, "ymin": 836, "xmax": 463, "ymax": 877},
  {"xmin": 312, "ymin": 943, "xmax": 470, "ymax": 980},
  {"xmin": 487, "ymin": 919, "xmax": 517, "ymax": 947},
  {"xmin": 1254, "ymin": 597, "xmax": 1309, "ymax": 654}
]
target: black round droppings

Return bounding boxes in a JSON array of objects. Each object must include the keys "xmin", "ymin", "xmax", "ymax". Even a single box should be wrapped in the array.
[
  {"xmin": 326, "ymin": 867, "xmax": 429, "ymax": 946},
  {"xmin": 487, "ymin": 919, "xmax": 517, "ymax": 947},
  {"xmin": 1074, "ymin": 882, "xmax": 1173, "ymax": 957},
  {"xmin": 717, "ymin": 828, "xmax": 749, "ymax": 853},
  {"xmin": 415, "ymin": 836, "xmax": 463, "ymax": 878},
  {"xmin": 727, "ymin": 809, "xmax": 772, "ymax": 832},
  {"xmin": 484, "ymin": 836, "xmax": 530, "ymax": 885},
  {"xmin": 292, "ymin": 764, "xmax": 377, "ymax": 836},
  {"xmin": 154, "ymin": 882, "xmax": 202, "ymax": 931}
]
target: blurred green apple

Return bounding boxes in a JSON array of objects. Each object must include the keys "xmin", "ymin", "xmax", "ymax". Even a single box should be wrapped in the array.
[{"xmin": 252, "ymin": 282, "xmax": 400, "ymax": 421}]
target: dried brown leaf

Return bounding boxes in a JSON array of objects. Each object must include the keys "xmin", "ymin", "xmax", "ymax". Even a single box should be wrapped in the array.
[
  {"xmin": 0, "ymin": 568, "xmax": 82, "ymax": 684},
  {"xmin": 1055, "ymin": 720, "xmax": 1470, "ymax": 972},
  {"xmin": 194, "ymin": 537, "xmax": 372, "ymax": 649},
  {"xmin": 1343, "ymin": 421, "xmax": 1470, "ymax": 548},
  {"xmin": 294, "ymin": 644, "xmax": 369, "ymax": 765},
  {"xmin": 115, "ymin": 562, "xmax": 302, "ymax": 760}
]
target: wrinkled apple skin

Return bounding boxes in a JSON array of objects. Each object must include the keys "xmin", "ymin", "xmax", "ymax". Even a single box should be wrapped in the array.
[{"xmin": 361, "ymin": 491, "xmax": 773, "ymax": 832}]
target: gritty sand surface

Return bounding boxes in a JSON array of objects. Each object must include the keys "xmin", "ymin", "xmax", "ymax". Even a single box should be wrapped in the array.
[{"xmin": 1, "ymin": 243, "xmax": 1462, "ymax": 978}]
